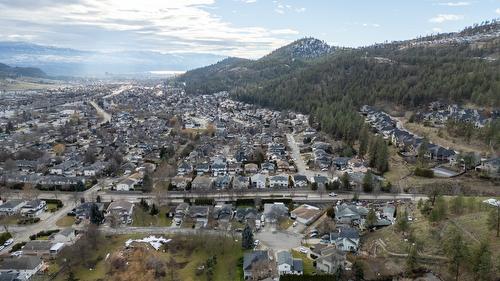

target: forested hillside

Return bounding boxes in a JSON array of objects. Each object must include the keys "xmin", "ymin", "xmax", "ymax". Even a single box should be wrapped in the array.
[
  {"xmin": 0, "ymin": 62, "xmax": 47, "ymax": 78},
  {"xmin": 180, "ymin": 21, "xmax": 500, "ymax": 144}
]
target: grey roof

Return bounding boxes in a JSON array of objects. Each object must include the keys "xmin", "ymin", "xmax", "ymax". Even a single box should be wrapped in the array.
[
  {"xmin": 0, "ymin": 200, "xmax": 25, "ymax": 209},
  {"xmin": 243, "ymin": 251, "xmax": 269, "ymax": 271},
  {"xmin": 293, "ymin": 259, "xmax": 303, "ymax": 272},
  {"xmin": 23, "ymin": 240, "xmax": 53, "ymax": 251},
  {"xmin": 277, "ymin": 251, "xmax": 293, "ymax": 266},
  {"xmin": 0, "ymin": 256, "xmax": 42, "ymax": 271},
  {"xmin": 0, "ymin": 272, "xmax": 19, "ymax": 281}
]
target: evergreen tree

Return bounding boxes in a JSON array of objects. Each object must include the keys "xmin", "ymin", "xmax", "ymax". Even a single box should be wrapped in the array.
[
  {"xmin": 341, "ymin": 172, "xmax": 350, "ymax": 190},
  {"xmin": 358, "ymin": 125, "xmax": 369, "ymax": 158},
  {"xmin": 406, "ymin": 244, "xmax": 418, "ymax": 274},
  {"xmin": 142, "ymin": 173, "xmax": 153, "ymax": 193},
  {"xmin": 487, "ymin": 207, "xmax": 499, "ymax": 237},
  {"xmin": 362, "ymin": 171, "xmax": 373, "ymax": 192},
  {"xmin": 444, "ymin": 227, "xmax": 468, "ymax": 281},
  {"xmin": 352, "ymin": 260, "xmax": 364, "ymax": 281},
  {"xmin": 471, "ymin": 241, "xmax": 492, "ymax": 281},
  {"xmin": 366, "ymin": 208, "xmax": 377, "ymax": 228},
  {"xmin": 150, "ymin": 203, "xmax": 159, "ymax": 216},
  {"xmin": 90, "ymin": 203, "xmax": 104, "ymax": 225},
  {"xmin": 241, "ymin": 224, "xmax": 254, "ymax": 249}
]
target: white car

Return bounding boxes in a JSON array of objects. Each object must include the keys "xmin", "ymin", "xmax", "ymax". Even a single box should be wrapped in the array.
[
  {"xmin": 292, "ymin": 222, "xmax": 298, "ymax": 227},
  {"xmin": 254, "ymin": 240, "xmax": 260, "ymax": 246},
  {"xmin": 299, "ymin": 247, "xmax": 308, "ymax": 254},
  {"xmin": 3, "ymin": 238, "xmax": 13, "ymax": 246},
  {"xmin": 10, "ymin": 251, "xmax": 22, "ymax": 257},
  {"xmin": 328, "ymin": 192, "xmax": 338, "ymax": 197}
]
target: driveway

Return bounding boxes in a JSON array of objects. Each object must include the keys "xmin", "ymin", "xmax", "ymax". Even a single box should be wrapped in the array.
[{"xmin": 255, "ymin": 228, "xmax": 303, "ymax": 252}]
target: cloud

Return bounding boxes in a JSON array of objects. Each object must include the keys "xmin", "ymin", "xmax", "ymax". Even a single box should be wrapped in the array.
[
  {"xmin": 436, "ymin": 2, "xmax": 470, "ymax": 7},
  {"xmin": 362, "ymin": 23, "xmax": 380, "ymax": 28},
  {"xmin": 432, "ymin": 27, "xmax": 443, "ymax": 33},
  {"xmin": 240, "ymin": 0, "xmax": 257, "ymax": 3},
  {"xmin": 0, "ymin": 0, "xmax": 299, "ymax": 58},
  {"xmin": 272, "ymin": 1, "xmax": 305, "ymax": 15},
  {"xmin": 429, "ymin": 14, "xmax": 464, "ymax": 23},
  {"xmin": 496, "ymin": 8, "xmax": 500, "ymax": 15}
]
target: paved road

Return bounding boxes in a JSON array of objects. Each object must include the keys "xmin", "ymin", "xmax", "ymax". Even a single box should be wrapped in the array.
[
  {"xmin": 286, "ymin": 133, "xmax": 328, "ymax": 179},
  {"xmin": 89, "ymin": 100, "xmax": 111, "ymax": 125}
]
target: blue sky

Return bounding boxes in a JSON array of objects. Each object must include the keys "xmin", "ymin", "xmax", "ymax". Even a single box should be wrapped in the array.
[{"xmin": 0, "ymin": 0, "xmax": 498, "ymax": 58}]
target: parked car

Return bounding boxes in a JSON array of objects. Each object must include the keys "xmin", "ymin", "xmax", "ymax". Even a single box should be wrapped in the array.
[
  {"xmin": 3, "ymin": 238, "xmax": 14, "ymax": 246},
  {"xmin": 299, "ymin": 247, "xmax": 308, "ymax": 254},
  {"xmin": 10, "ymin": 251, "xmax": 22, "ymax": 257},
  {"xmin": 328, "ymin": 192, "xmax": 338, "ymax": 197},
  {"xmin": 292, "ymin": 221, "xmax": 298, "ymax": 227}
]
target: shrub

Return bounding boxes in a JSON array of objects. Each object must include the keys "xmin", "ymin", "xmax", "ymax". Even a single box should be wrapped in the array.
[
  {"xmin": 9, "ymin": 242, "xmax": 26, "ymax": 253},
  {"xmin": 0, "ymin": 232, "xmax": 12, "ymax": 245},
  {"xmin": 414, "ymin": 167, "xmax": 434, "ymax": 178}
]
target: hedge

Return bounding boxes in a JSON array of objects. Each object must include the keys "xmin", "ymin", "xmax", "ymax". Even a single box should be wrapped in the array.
[
  {"xmin": 29, "ymin": 229, "xmax": 60, "ymax": 240},
  {"xmin": 41, "ymin": 198, "xmax": 64, "ymax": 208},
  {"xmin": 0, "ymin": 232, "xmax": 12, "ymax": 245},
  {"xmin": 9, "ymin": 242, "xmax": 26, "ymax": 252}
]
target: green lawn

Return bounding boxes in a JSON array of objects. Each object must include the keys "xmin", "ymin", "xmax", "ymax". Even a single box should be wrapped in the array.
[
  {"xmin": 47, "ymin": 203, "xmax": 60, "ymax": 212},
  {"xmin": 56, "ymin": 216, "xmax": 75, "ymax": 227},
  {"xmin": 279, "ymin": 218, "xmax": 294, "ymax": 230},
  {"xmin": 132, "ymin": 206, "xmax": 173, "ymax": 227},
  {"xmin": 291, "ymin": 250, "xmax": 315, "ymax": 275},
  {"xmin": 0, "ymin": 215, "xmax": 20, "ymax": 225}
]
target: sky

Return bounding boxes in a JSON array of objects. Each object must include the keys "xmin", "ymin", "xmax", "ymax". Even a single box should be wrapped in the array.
[{"xmin": 0, "ymin": 0, "xmax": 499, "ymax": 58}]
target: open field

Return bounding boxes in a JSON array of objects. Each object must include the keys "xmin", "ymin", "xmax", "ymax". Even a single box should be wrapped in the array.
[{"xmin": 52, "ymin": 233, "xmax": 244, "ymax": 281}]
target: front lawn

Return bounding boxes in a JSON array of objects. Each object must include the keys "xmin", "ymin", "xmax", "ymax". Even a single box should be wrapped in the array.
[
  {"xmin": 132, "ymin": 206, "xmax": 173, "ymax": 227},
  {"xmin": 56, "ymin": 216, "xmax": 75, "ymax": 227}
]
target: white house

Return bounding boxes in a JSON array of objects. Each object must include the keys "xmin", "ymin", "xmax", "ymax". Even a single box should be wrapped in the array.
[
  {"xmin": 21, "ymin": 199, "xmax": 47, "ymax": 218},
  {"xmin": 50, "ymin": 228, "xmax": 77, "ymax": 244},
  {"xmin": 116, "ymin": 178, "xmax": 138, "ymax": 191},
  {"xmin": 251, "ymin": 174, "xmax": 267, "ymax": 189},
  {"xmin": 277, "ymin": 251, "xmax": 303, "ymax": 276},
  {"xmin": 106, "ymin": 200, "xmax": 134, "ymax": 224}
]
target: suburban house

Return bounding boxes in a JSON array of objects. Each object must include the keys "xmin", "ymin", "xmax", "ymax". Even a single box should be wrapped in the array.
[
  {"xmin": 116, "ymin": 177, "xmax": 139, "ymax": 191},
  {"xmin": 244, "ymin": 163, "xmax": 258, "ymax": 174},
  {"xmin": 73, "ymin": 202, "xmax": 105, "ymax": 220},
  {"xmin": 213, "ymin": 204, "xmax": 233, "ymax": 221},
  {"xmin": 235, "ymin": 207, "xmax": 258, "ymax": 223},
  {"xmin": 313, "ymin": 245, "xmax": 346, "ymax": 274},
  {"xmin": 277, "ymin": 251, "xmax": 303, "ymax": 276},
  {"xmin": 475, "ymin": 157, "xmax": 500, "ymax": 178},
  {"xmin": 189, "ymin": 206, "xmax": 210, "ymax": 228},
  {"xmin": 263, "ymin": 202, "xmax": 289, "ymax": 223},
  {"xmin": 233, "ymin": 176, "xmax": 250, "ymax": 189},
  {"xmin": 174, "ymin": 203, "xmax": 189, "ymax": 224},
  {"xmin": 269, "ymin": 175, "xmax": 288, "ymax": 188},
  {"xmin": 293, "ymin": 174, "xmax": 308, "ymax": 188},
  {"xmin": 335, "ymin": 204, "xmax": 368, "ymax": 224},
  {"xmin": 0, "ymin": 200, "xmax": 26, "ymax": 216},
  {"xmin": 191, "ymin": 176, "xmax": 213, "ymax": 190},
  {"xmin": 170, "ymin": 176, "xmax": 191, "ymax": 190},
  {"xmin": 106, "ymin": 200, "xmax": 134, "ymax": 224},
  {"xmin": 0, "ymin": 256, "xmax": 44, "ymax": 280},
  {"xmin": 49, "ymin": 228, "xmax": 77, "ymax": 244},
  {"xmin": 22, "ymin": 240, "xmax": 65, "ymax": 259},
  {"xmin": 291, "ymin": 204, "xmax": 322, "ymax": 225},
  {"xmin": 177, "ymin": 161, "xmax": 193, "ymax": 175},
  {"xmin": 21, "ymin": 199, "xmax": 47, "ymax": 217},
  {"xmin": 330, "ymin": 227, "xmax": 360, "ymax": 252},
  {"xmin": 251, "ymin": 174, "xmax": 267, "ymax": 189},
  {"xmin": 243, "ymin": 250, "xmax": 274, "ymax": 280}
]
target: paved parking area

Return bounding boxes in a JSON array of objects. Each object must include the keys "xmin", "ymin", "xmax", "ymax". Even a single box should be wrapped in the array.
[{"xmin": 255, "ymin": 228, "xmax": 302, "ymax": 252}]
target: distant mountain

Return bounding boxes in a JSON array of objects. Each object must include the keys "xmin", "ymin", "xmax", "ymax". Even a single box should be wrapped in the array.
[
  {"xmin": 262, "ymin": 37, "xmax": 333, "ymax": 61},
  {"xmin": 0, "ymin": 62, "xmax": 47, "ymax": 78},
  {"xmin": 181, "ymin": 20, "xmax": 500, "ymax": 108},
  {"xmin": 0, "ymin": 42, "xmax": 226, "ymax": 77}
]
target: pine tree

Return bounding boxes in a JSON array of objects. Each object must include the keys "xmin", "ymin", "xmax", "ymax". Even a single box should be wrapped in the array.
[
  {"xmin": 406, "ymin": 244, "xmax": 418, "ymax": 274},
  {"xmin": 90, "ymin": 203, "xmax": 104, "ymax": 225},
  {"xmin": 358, "ymin": 125, "xmax": 369, "ymax": 158},
  {"xmin": 444, "ymin": 227, "xmax": 468, "ymax": 281},
  {"xmin": 241, "ymin": 224, "xmax": 254, "ymax": 249},
  {"xmin": 362, "ymin": 171, "xmax": 373, "ymax": 192},
  {"xmin": 471, "ymin": 241, "xmax": 492, "ymax": 281},
  {"xmin": 486, "ymin": 207, "xmax": 499, "ymax": 237},
  {"xmin": 366, "ymin": 208, "xmax": 377, "ymax": 228}
]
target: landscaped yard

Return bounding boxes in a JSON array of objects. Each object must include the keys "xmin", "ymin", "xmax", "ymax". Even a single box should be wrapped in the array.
[
  {"xmin": 132, "ymin": 206, "xmax": 173, "ymax": 227},
  {"xmin": 279, "ymin": 218, "xmax": 294, "ymax": 230},
  {"xmin": 291, "ymin": 250, "xmax": 315, "ymax": 275},
  {"xmin": 56, "ymin": 216, "xmax": 75, "ymax": 227},
  {"xmin": 0, "ymin": 215, "xmax": 20, "ymax": 225},
  {"xmin": 47, "ymin": 203, "xmax": 60, "ymax": 212}
]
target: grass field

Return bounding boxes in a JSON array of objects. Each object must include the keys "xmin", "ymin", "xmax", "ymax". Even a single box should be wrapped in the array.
[
  {"xmin": 132, "ymin": 206, "xmax": 173, "ymax": 227},
  {"xmin": 291, "ymin": 250, "xmax": 315, "ymax": 275},
  {"xmin": 0, "ymin": 215, "xmax": 21, "ymax": 225},
  {"xmin": 56, "ymin": 216, "xmax": 75, "ymax": 227},
  {"xmin": 53, "ymin": 233, "xmax": 244, "ymax": 281}
]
